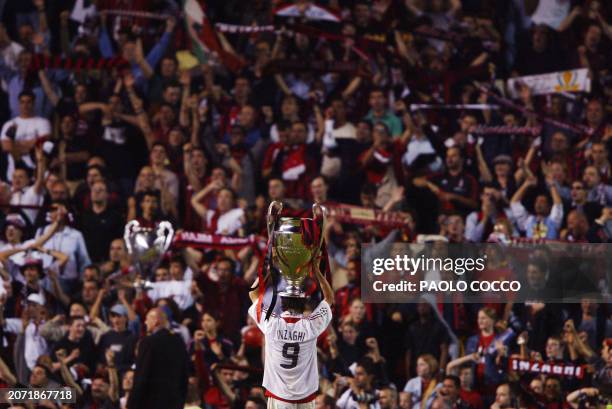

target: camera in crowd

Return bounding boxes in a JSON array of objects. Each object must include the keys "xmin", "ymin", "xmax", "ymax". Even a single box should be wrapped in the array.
[
  {"xmin": 577, "ymin": 391, "xmax": 608, "ymax": 409},
  {"xmin": 351, "ymin": 391, "xmax": 379, "ymax": 404}
]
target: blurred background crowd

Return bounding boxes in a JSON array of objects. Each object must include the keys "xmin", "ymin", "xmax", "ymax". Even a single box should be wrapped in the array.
[{"xmin": 0, "ymin": 0, "xmax": 610, "ymax": 408}]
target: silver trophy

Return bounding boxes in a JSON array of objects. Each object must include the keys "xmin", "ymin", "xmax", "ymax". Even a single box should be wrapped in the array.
[
  {"xmin": 267, "ymin": 201, "xmax": 326, "ymax": 298},
  {"xmin": 124, "ymin": 220, "xmax": 174, "ymax": 285}
]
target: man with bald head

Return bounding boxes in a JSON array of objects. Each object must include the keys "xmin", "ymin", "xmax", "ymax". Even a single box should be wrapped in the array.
[{"xmin": 128, "ymin": 308, "xmax": 189, "ymax": 409}]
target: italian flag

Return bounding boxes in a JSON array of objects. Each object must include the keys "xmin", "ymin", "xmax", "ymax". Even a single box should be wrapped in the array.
[{"xmin": 183, "ymin": 0, "xmax": 245, "ymax": 72}]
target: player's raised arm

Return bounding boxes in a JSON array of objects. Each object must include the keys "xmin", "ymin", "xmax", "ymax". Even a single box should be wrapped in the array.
[
  {"xmin": 249, "ymin": 277, "xmax": 260, "ymax": 304},
  {"xmin": 314, "ymin": 256, "xmax": 334, "ymax": 306}
]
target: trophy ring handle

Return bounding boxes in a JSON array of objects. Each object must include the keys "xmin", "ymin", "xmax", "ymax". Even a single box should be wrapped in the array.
[
  {"xmin": 156, "ymin": 221, "xmax": 175, "ymax": 253},
  {"xmin": 312, "ymin": 203, "xmax": 327, "ymax": 255},
  {"xmin": 123, "ymin": 220, "xmax": 141, "ymax": 255},
  {"xmin": 267, "ymin": 201, "xmax": 283, "ymax": 238},
  {"xmin": 312, "ymin": 203, "xmax": 327, "ymax": 222}
]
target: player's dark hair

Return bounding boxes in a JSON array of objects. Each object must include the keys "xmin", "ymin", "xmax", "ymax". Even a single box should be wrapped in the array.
[{"xmin": 280, "ymin": 295, "xmax": 306, "ymax": 315}]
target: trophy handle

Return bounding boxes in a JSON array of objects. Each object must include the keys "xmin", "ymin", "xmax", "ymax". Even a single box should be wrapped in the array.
[
  {"xmin": 267, "ymin": 201, "xmax": 283, "ymax": 238},
  {"xmin": 312, "ymin": 203, "xmax": 326, "ymax": 221},
  {"xmin": 311, "ymin": 203, "xmax": 327, "ymax": 259},
  {"xmin": 156, "ymin": 221, "xmax": 175, "ymax": 252},
  {"xmin": 123, "ymin": 220, "xmax": 140, "ymax": 255}
]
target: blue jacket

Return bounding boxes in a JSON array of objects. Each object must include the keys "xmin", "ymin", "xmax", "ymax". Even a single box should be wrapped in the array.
[{"xmin": 465, "ymin": 329, "xmax": 516, "ymax": 386}]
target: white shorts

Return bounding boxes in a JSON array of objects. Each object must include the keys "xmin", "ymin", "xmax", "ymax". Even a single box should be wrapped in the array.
[{"xmin": 267, "ymin": 397, "xmax": 316, "ymax": 409}]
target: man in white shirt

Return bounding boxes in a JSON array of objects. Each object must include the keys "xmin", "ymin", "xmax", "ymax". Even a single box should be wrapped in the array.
[
  {"xmin": 9, "ymin": 143, "xmax": 46, "ymax": 224},
  {"xmin": 336, "ymin": 361, "xmax": 382, "ymax": 409},
  {"xmin": 144, "ymin": 265, "xmax": 193, "ymax": 310},
  {"xmin": 321, "ymin": 99, "xmax": 356, "ymax": 179},
  {"xmin": 0, "ymin": 24, "xmax": 24, "ymax": 72},
  {"xmin": 248, "ymin": 258, "xmax": 333, "ymax": 408},
  {"xmin": 0, "ymin": 213, "xmax": 61, "ymax": 284},
  {"xmin": 1, "ymin": 293, "xmax": 48, "ymax": 373},
  {"xmin": 192, "ymin": 185, "xmax": 245, "ymax": 235},
  {"xmin": 36, "ymin": 202, "xmax": 91, "ymax": 291},
  {"xmin": 0, "ymin": 90, "xmax": 51, "ymax": 181}
]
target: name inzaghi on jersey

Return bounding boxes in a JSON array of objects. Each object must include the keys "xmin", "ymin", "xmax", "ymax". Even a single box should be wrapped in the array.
[{"xmin": 276, "ymin": 329, "xmax": 306, "ymax": 342}]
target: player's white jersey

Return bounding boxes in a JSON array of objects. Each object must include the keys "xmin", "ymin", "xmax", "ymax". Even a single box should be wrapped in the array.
[{"xmin": 248, "ymin": 300, "xmax": 332, "ymax": 401}]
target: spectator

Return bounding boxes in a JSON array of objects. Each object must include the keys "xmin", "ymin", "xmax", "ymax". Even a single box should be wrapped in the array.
[
  {"xmin": 196, "ymin": 257, "xmax": 249, "ymax": 344},
  {"xmin": 336, "ymin": 359, "xmax": 381, "ymax": 409},
  {"xmin": 36, "ymin": 202, "xmax": 91, "ymax": 291},
  {"xmin": 359, "ymin": 122, "xmax": 403, "ymax": 208},
  {"xmin": 364, "ymin": 89, "xmax": 402, "ymax": 138},
  {"xmin": 9, "ymin": 145, "xmax": 45, "ymax": 224},
  {"xmin": 51, "ymin": 315, "xmax": 97, "ymax": 374},
  {"xmin": 1, "ymin": 292, "xmax": 47, "ymax": 376},
  {"xmin": 403, "ymin": 354, "xmax": 441, "ymax": 409},
  {"xmin": 583, "ymin": 165, "xmax": 612, "ymax": 206},
  {"xmin": 566, "ymin": 179, "xmax": 601, "ymax": 225},
  {"xmin": 191, "ymin": 310, "xmax": 234, "ymax": 367},
  {"xmin": 465, "ymin": 308, "xmax": 515, "ymax": 396},
  {"xmin": 414, "ymin": 147, "xmax": 479, "ymax": 220},
  {"xmin": 334, "ymin": 259, "xmax": 362, "ymax": 319},
  {"xmin": 191, "ymin": 186, "xmax": 245, "ymax": 236},
  {"xmin": 79, "ymin": 179, "xmax": 124, "ymax": 263},
  {"xmin": 128, "ymin": 307, "xmax": 189, "ymax": 409},
  {"xmin": 272, "ymin": 121, "xmax": 320, "ymax": 201},
  {"xmin": 510, "ymin": 176, "xmax": 564, "ymax": 239},
  {"xmin": 0, "ymin": 90, "xmax": 50, "ymax": 182},
  {"xmin": 405, "ymin": 302, "xmax": 449, "ymax": 376},
  {"xmin": 97, "ymin": 300, "xmax": 138, "ymax": 374},
  {"xmin": 433, "ymin": 375, "xmax": 471, "ymax": 409},
  {"xmin": 490, "ymin": 383, "xmax": 514, "ymax": 409}
]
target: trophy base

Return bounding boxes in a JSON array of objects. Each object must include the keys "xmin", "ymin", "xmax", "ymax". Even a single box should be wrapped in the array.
[
  {"xmin": 279, "ymin": 291, "xmax": 306, "ymax": 298},
  {"xmin": 280, "ymin": 283, "xmax": 304, "ymax": 298}
]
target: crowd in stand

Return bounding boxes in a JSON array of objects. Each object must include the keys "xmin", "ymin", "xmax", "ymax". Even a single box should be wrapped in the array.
[{"xmin": 0, "ymin": 0, "xmax": 610, "ymax": 408}]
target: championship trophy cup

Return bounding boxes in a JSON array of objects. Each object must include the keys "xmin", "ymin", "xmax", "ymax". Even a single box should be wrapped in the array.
[
  {"xmin": 124, "ymin": 220, "xmax": 175, "ymax": 287},
  {"xmin": 267, "ymin": 201, "xmax": 326, "ymax": 301}
]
